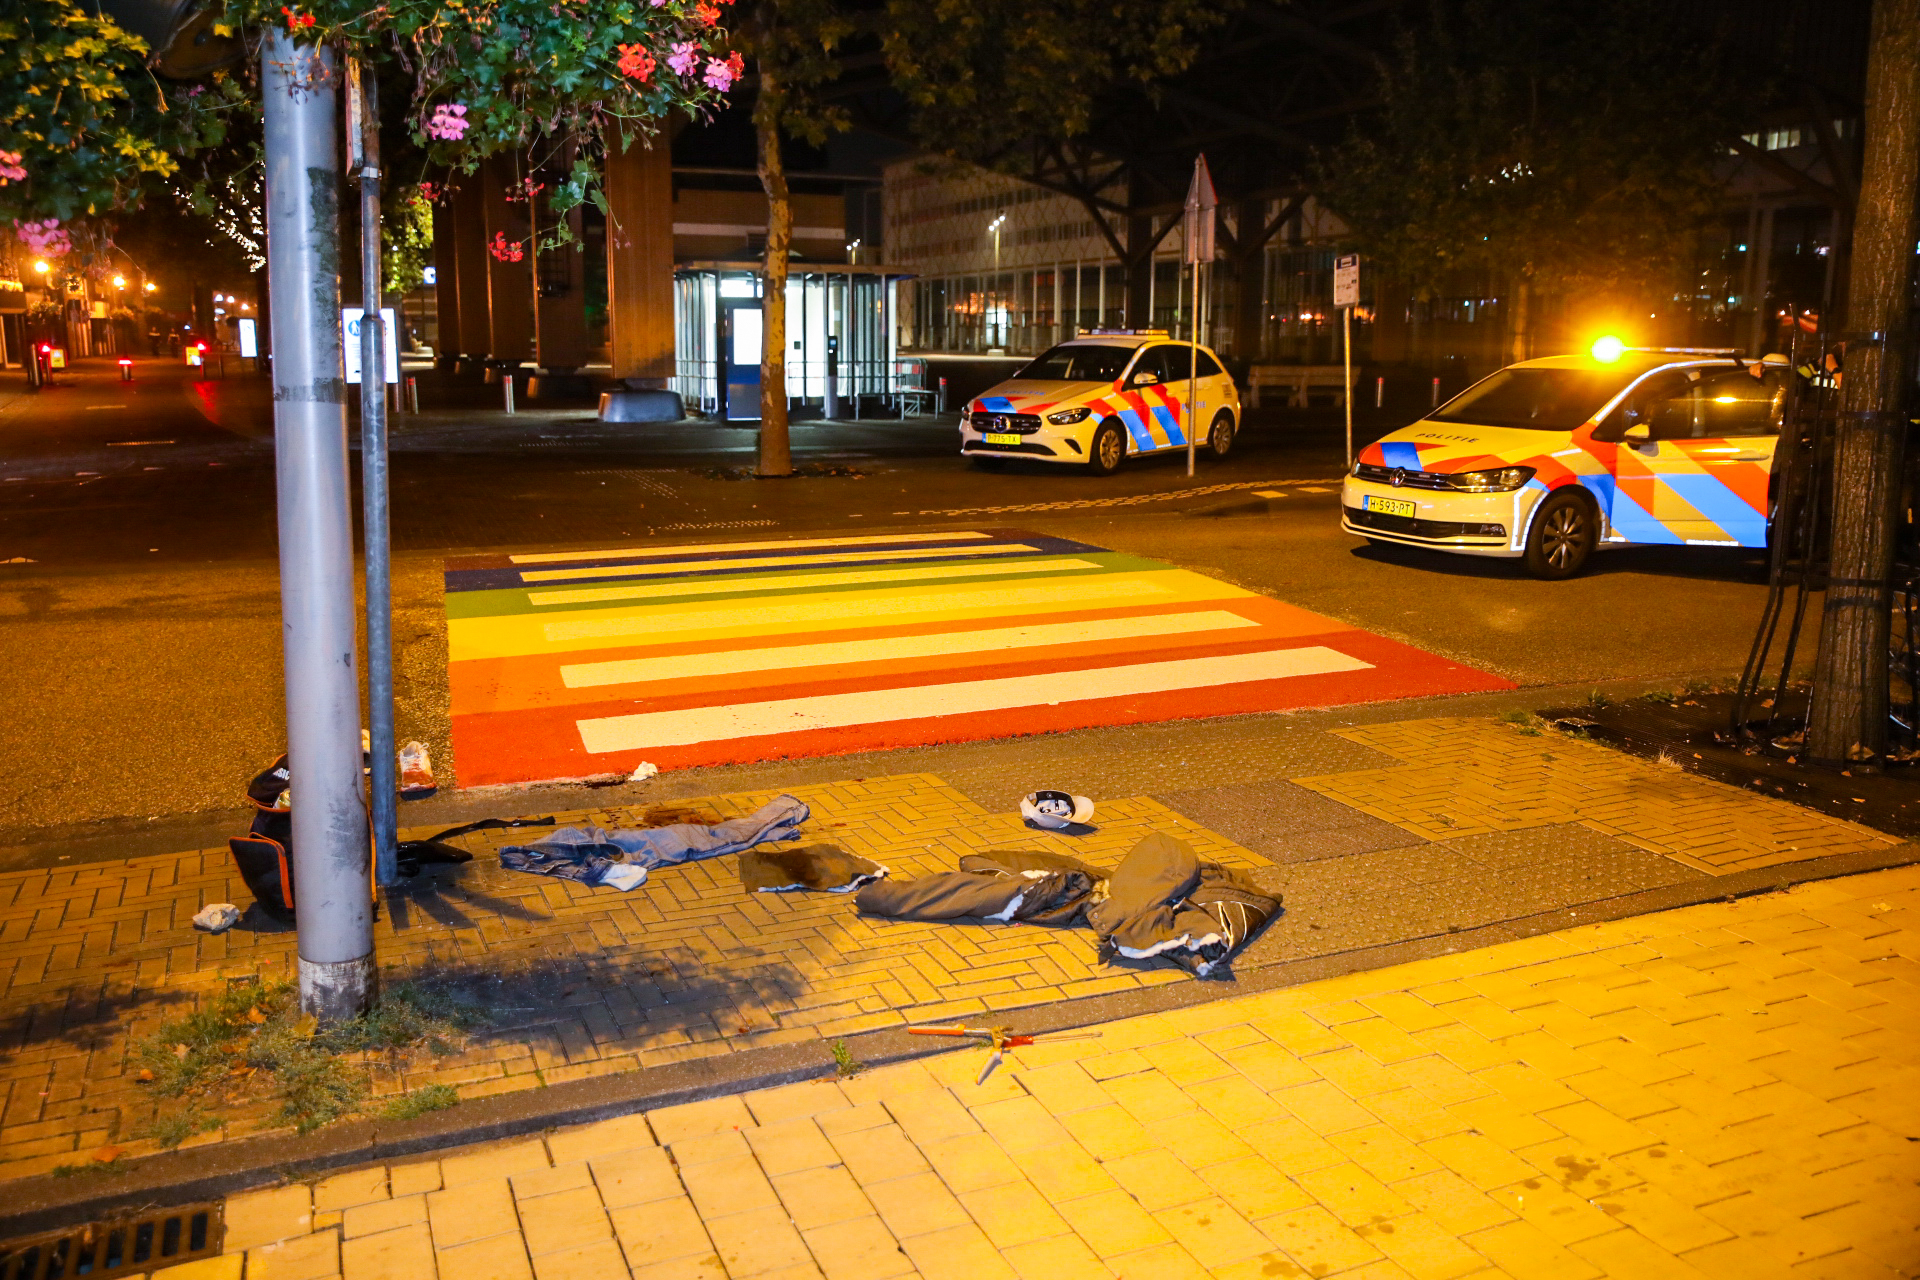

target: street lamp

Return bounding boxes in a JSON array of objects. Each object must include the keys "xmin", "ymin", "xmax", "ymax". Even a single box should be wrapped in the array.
[
  {"xmin": 144, "ymin": 281, "xmax": 158, "ymax": 293},
  {"xmin": 113, "ymin": 275, "xmax": 127, "ymax": 289},
  {"xmin": 32, "ymin": 260, "xmax": 48, "ymax": 275},
  {"xmin": 987, "ymin": 213, "xmax": 1008, "ymax": 350}
]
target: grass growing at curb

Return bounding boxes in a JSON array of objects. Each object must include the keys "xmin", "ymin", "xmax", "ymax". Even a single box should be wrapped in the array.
[
  {"xmin": 130, "ymin": 977, "xmax": 489, "ymax": 1143},
  {"xmin": 380, "ymin": 1083, "xmax": 461, "ymax": 1121},
  {"xmin": 829, "ymin": 1040, "xmax": 865, "ymax": 1078}
]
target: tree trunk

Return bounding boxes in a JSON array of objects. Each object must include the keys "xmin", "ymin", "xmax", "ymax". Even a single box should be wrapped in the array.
[
  {"xmin": 1807, "ymin": 0, "xmax": 1920, "ymax": 764},
  {"xmin": 755, "ymin": 63, "xmax": 793, "ymax": 477}
]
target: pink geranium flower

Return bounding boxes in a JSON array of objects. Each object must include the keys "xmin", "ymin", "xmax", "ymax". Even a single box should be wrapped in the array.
[
  {"xmin": 0, "ymin": 151, "xmax": 25, "ymax": 185},
  {"xmin": 667, "ymin": 41, "xmax": 700, "ymax": 76},
  {"xmin": 15, "ymin": 219, "xmax": 68, "ymax": 256},
  {"xmin": 703, "ymin": 51, "xmax": 743, "ymax": 90},
  {"xmin": 427, "ymin": 103, "xmax": 469, "ymax": 141}
]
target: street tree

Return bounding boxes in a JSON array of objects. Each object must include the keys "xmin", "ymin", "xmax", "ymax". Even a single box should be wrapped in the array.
[
  {"xmin": 730, "ymin": 0, "xmax": 1223, "ymax": 477},
  {"xmin": 1806, "ymin": 0, "xmax": 1920, "ymax": 765},
  {"xmin": 1314, "ymin": 0, "xmax": 1750, "ymax": 359}
]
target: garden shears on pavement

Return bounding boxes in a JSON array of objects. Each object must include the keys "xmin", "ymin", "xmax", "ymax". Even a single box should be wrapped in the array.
[{"xmin": 907, "ymin": 1023, "xmax": 1104, "ymax": 1084}]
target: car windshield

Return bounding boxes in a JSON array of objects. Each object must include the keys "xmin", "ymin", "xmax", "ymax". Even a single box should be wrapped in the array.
[
  {"xmin": 1429, "ymin": 368, "xmax": 1639, "ymax": 431},
  {"xmin": 1015, "ymin": 344, "xmax": 1135, "ymax": 382}
]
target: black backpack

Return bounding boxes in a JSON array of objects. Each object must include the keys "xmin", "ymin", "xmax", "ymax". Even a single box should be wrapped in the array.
[
  {"xmin": 229, "ymin": 756, "xmax": 296, "ymax": 923},
  {"xmin": 226, "ymin": 755, "xmax": 553, "ymax": 923}
]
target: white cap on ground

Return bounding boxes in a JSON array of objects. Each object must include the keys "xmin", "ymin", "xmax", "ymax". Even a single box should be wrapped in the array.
[{"xmin": 1020, "ymin": 790, "xmax": 1096, "ymax": 829}]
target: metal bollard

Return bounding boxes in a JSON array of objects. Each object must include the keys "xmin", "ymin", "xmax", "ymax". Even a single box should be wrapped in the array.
[
  {"xmin": 120, "ymin": 358, "xmax": 134, "ymax": 382},
  {"xmin": 938, "ymin": 376, "xmax": 948, "ymax": 414},
  {"xmin": 1430, "ymin": 376, "xmax": 1441, "ymax": 408},
  {"xmin": 503, "ymin": 374, "xmax": 515, "ymax": 415},
  {"xmin": 406, "ymin": 375, "xmax": 419, "ymax": 414},
  {"xmin": 1374, "ymin": 376, "xmax": 1384, "ymax": 409}
]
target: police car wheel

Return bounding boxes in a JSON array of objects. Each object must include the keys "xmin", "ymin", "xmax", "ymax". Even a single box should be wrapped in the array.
[
  {"xmin": 1087, "ymin": 421, "xmax": 1127, "ymax": 476},
  {"xmin": 1208, "ymin": 411, "xmax": 1234, "ymax": 457},
  {"xmin": 1524, "ymin": 490, "xmax": 1596, "ymax": 579}
]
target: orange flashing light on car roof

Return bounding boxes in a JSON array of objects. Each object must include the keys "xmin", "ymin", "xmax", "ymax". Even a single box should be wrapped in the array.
[{"xmin": 1590, "ymin": 335, "xmax": 1626, "ymax": 363}]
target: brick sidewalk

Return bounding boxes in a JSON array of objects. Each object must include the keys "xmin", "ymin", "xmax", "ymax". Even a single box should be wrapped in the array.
[
  {"xmin": 0, "ymin": 716, "xmax": 1901, "ymax": 1183},
  {"xmin": 179, "ymin": 860, "xmax": 1920, "ymax": 1280}
]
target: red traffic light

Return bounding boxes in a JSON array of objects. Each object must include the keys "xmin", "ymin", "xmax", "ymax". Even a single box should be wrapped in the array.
[
  {"xmin": 38, "ymin": 344, "xmax": 49, "ymax": 354},
  {"xmin": 118, "ymin": 357, "xmax": 133, "ymax": 365}
]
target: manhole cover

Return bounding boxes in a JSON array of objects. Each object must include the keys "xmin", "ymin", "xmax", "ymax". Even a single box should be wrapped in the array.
[{"xmin": 0, "ymin": 1203, "xmax": 221, "ymax": 1279}]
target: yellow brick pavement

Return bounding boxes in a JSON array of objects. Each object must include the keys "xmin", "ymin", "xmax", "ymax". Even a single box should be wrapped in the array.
[
  {"xmin": 191, "ymin": 862, "xmax": 1920, "ymax": 1280},
  {"xmin": 0, "ymin": 715, "xmax": 1905, "ymax": 1187},
  {"xmin": 1293, "ymin": 719, "xmax": 1898, "ymax": 873},
  {"xmin": 0, "ymin": 775, "xmax": 1262, "ymax": 1180}
]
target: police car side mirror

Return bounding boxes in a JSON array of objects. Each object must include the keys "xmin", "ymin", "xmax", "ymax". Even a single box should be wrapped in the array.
[
  {"xmin": 1623, "ymin": 423, "xmax": 1651, "ymax": 443},
  {"xmin": 1132, "ymin": 372, "xmax": 1159, "ymax": 387}
]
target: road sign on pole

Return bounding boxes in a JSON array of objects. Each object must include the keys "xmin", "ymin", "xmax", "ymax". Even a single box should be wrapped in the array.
[
  {"xmin": 1334, "ymin": 254, "xmax": 1359, "ymax": 309},
  {"xmin": 1335, "ymin": 254, "xmax": 1358, "ymax": 469},
  {"xmin": 263, "ymin": 30, "xmax": 374, "ymax": 1023}
]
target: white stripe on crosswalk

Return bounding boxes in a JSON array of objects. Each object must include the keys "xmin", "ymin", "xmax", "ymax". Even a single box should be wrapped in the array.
[
  {"xmin": 558, "ymin": 610, "xmax": 1262, "ymax": 689},
  {"xmin": 521, "ymin": 543, "xmax": 1044, "ymax": 584},
  {"xmin": 526, "ymin": 558, "xmax": 1103, "ymax": 607},
  {"xmin": 508, "ymin": 530, "xmax": 993, "ymax": 565},
  {"xmin": 576, "ymin": 646, "xmax": 1371, "ymax": 753}
]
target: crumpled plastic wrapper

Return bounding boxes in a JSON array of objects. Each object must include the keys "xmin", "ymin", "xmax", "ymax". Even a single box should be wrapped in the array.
[{"xmin": 193, "ymin": 903, "xmax": 242, "ymax": 933}]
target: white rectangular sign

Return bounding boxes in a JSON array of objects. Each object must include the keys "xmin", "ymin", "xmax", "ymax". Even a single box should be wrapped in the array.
[
  {"xmin": 342, "ymin": 307, "xmax": 399, "ymax": 384},
  {"xmin": 236, "ymin": 317, "xmax": 258, "ymax": 358},
  {"xmin": 1333, "ymin": 254, "xmax": 1360, "ymax": 309}
]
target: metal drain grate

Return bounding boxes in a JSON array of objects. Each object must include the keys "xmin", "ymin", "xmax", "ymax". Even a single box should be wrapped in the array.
[{"xmin": 0, "ymin": 1203, "xmax": 222, "ymax": 1280}]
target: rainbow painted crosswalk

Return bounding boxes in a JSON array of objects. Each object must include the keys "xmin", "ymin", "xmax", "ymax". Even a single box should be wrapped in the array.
[{"xmin": 444, "ymin": 530, "xmax": 1511, "ymax": 786}]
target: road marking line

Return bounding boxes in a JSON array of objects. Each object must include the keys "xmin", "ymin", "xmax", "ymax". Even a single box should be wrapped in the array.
[
  {"xmin": 1254, "ymin": 490, "xmax": 1289, "ymax": 499},
  {"xmin": 107, "ymin": 439, "xmax": 175, "ymax": 445},
  {"xmin": 524, "ymin": 557, "xmax": 1104, "ymax": 607},
  {"xmin": 520, "ymin": 543, "xmax": 1045, "ymax": 583},
  {"xmin": 509, "ymin": 529, "xmax": 993, "ymax": 565},
  {"xmin": 911, "ymin": 479, "xmax": 1345, "ymax": 516},
  {"xmin": 576, "ymin": 646, "xmax": 1373, "ymax": 753},
  {"xmin": 476, "ymin": 574, "xmax": 1219, "ymax": 656},
  {"xmin": 558, "ymin": 610, "xmax": 1262, "ymax": 689}
]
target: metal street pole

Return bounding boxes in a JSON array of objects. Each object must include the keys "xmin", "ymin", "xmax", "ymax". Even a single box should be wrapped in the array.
[
  {"xmin": 262, "ymin": 31, "xmax": 374, "ymax": 1022},
  {"xmin": 350, "ymin": 59, "xmax": 400, "ymax": 888},
  {"xmin": 1187, "ymin": 258, "xmax": 1200, "ymax": 477},
  {"xmin": 1343, "ymin": 304, "xmax": 1354, "ymax": 471}
]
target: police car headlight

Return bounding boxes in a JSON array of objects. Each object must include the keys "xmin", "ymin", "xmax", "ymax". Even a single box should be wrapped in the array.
[
  {"xmin": 1445, "ymin": 466, "xmax": 1535, "ymax": 492},
  {"xmin": 1046, "ymin": 407, "xmax": 1092, "ymax": 425}
]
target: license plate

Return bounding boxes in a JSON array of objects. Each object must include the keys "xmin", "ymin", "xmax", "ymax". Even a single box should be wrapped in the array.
[
  {"xmin": 983, "ymin": 433, "xmax": 1022, "ymax": 445},
  {"xmin": 1365, "ymin": 495, "xmax": 1417, "ymax": 519}
]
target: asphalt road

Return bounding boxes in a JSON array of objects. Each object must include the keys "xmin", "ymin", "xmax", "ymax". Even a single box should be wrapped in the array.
[{"xmin": 0, "ymin": 355, "xmax": 1793, "ymax": 863}]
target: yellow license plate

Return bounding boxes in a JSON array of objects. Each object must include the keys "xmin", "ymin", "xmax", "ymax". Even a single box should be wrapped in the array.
[
  {"xmin": 983, "ymin": 433, "xmax": 1022, "ymax": 445},
  {"xmin": 1365, "ymin": 495, "xmax": 1417, "ymax": 519}
]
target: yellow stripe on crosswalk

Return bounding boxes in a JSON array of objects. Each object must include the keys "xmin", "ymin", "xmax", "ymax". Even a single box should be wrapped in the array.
[{"xmin": 447, "ymin": 569, "xmax": 1255, "ymax": 661}]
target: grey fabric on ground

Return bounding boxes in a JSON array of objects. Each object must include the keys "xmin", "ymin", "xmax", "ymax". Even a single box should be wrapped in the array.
[
  {"xmin": 1088, "ymin": 832, "xmax": 1282, "ymax": 978},
  {"xmin": 855, "ymin": 832, "xmax": 1278, "ymax": 978},
  {"xmin": 740, "ymin": 844, "xmax": 888, "ymax": 893},
  {"xmin": 856, "ymin": 846, "xmax": 1109, "ymax": 925},
  {"xmin": 855, "ymin": 871, "xmax": 1026, "ymax": 921},
  {"xmin": 958, "ymin": 849, "xmax": 1107, "ymax": 926}
]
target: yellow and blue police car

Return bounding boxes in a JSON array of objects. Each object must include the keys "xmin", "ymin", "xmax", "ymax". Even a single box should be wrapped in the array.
[
  {"xmin": 960, "ymin": 331, "xmax": 1240, "ymax": 475},
  {"xmin": 1342, "ymin": 339, "xmax": 1790, "ymax": 579}
]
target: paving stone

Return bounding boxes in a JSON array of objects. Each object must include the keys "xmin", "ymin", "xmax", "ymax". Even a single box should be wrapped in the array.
[
  {"xmin": 225, "ymin": 1185, "xmax": 315, "ymax": 1252},
  {"xmin": 427, "ymin": 1177, "xmax": 516, "ymax": 1250},
  {"xmin": 246, "ymin": 1229, "xmax": 341, "ymax": 1280},
  {"xmin": 339, "ymin": 1221, "xmax": 434, "ymax": 1280}
]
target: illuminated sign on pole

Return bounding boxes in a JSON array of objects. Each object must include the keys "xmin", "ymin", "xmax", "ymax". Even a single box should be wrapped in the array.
[{"xmin": 237, "ymin": 317, "xmax": 258, "ymax": 358}]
